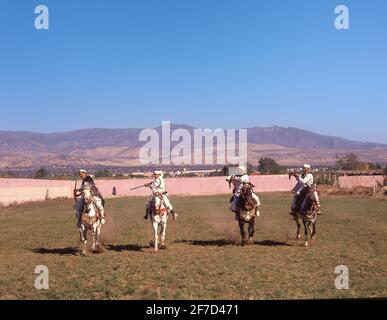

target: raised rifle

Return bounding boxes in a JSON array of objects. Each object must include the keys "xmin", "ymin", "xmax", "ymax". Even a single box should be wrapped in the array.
[
  {"xmin": 73, "ymin": 180, "xmax": 78, "ymax": 201},
  {"xmin": 130, "ymin": 183, "xmax": 151, "ymax": 191},
  {"xmin": 288, "ymin": 170, "xmax": 301, "ymax": 180}
]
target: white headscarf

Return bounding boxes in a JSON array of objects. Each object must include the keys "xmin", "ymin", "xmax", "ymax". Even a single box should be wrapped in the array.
[
  {"xmin": 154, "ymin": 170, "xmax": 164, "ymax": 178},
  {"xmin": 238, "ymin": 165, "xmax": 247, "ymax": 175}
]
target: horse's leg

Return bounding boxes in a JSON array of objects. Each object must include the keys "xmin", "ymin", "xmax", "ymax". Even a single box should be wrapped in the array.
[
  {"xmin": 295, "ymin": 216, "xmax": 301, "ymax": 240},
  {"xmin": 153, "ymin": 219, "xmax": 159, "ymax": 252},
  {"xmin": 92, "ymin": 223, "xmax": 101, "ymax": 252},
  {"xmin": 248, "ymin": 217, "xmax": 255, "ymax": 239},
  {"xmin": 238, "ymin": 220, "xmax": 247, "ymax": 246},
  {"xmin": 307, "ymin": 221, "xmax": 314, "ymax": 242},
  {"xmin": 96, "ymin": 223, "xmax": 102, "ymax": 251},
  {"xmin": 80, "ymin": 227, "xmax": 87, "ymax": 255},
  {"xmin": 303, "ymin": 220, "xmax": 309, "ymax": 247},
  {"xmin": 91, "ymin": 225, "xmax": 97, "ymax": 252},
  {"xmin": 311, "ymin": 220, "xmax": 317, "ymax": 239},
  {"xmin": 160, "ymin": 219, "xmax": 167, "ymax": 248}
]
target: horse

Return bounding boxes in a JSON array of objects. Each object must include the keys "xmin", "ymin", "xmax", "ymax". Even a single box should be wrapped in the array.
[
  {"xmin": 148, "ymin": 193, "xmax": 169, "ymax": 252},
  {"xmin": 78, "ymin": 186, "xmax": 104, "ymax": 255},
  {"xmin": 292, "ymin": 186, "xmax": 318, "ymax": 247},
  {"xmin": 234, "ymin": 183, "xmax": 260, "ymax": 246}
]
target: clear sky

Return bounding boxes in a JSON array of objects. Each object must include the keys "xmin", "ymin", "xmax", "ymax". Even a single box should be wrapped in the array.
[{"xmin": 1, "ymin": 0, "xmax": 386, "ymax": 143}]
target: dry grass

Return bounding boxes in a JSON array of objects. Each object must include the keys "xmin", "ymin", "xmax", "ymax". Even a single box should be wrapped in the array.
[{"xmin": 0, "ymin": 194, "xmax": 386, "ymax": 299}]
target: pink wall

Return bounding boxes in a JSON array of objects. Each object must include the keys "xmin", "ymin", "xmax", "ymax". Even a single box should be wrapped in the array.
[
  {"xmin": 1, "ymin": 175, "xmax": 383, "ymax": 205},
  {"xmin": 0, "ymin": 175, "xmax": 296, "ymax": 205},
  {"xmin": 338, "ymin": 175, "xmax": 384, "ymax": 189},
  {"xmin": 96, "ymin": 175, "xmax": 296, "ymax": 197}
]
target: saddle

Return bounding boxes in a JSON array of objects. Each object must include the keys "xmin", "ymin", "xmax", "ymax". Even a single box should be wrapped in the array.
[
  {"xmin": 294, "ymin": 187, "xmax": 309, "ymax": 211},
  {"xmin": 147, "ymin": 195, "xmax": 168, "ymax": 216},
  {"xmin": 238, "ymin": 184, "xmax": 257, "ymax": 212},
  {"xmin": 81, "ymin": 213, "xmax": 99, "ymax": 225},
  {"xmin": 296, "ymin": 186, "xmax": 318, "ymax": 213}
]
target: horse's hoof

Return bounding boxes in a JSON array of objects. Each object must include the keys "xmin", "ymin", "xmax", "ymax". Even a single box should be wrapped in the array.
[
  {"xmin": 304, "ymin": 241, "xmax": 308, "ymax": 247},
  {"xmin": 160, "ymin": 244, "xmax": 167, "ymax": 250},
  {"xmin": 154, "ymin": 249, "xmax": 158, "ymax": 253},
  {"xmin": 297, "ymin": 234, "xmax": 301, "ymax": 240},
  {"xmin": 80, "ymin": 250, "xmax": 87, "ymax": 256}
]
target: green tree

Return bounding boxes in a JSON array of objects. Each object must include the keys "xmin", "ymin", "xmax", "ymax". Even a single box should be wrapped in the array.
[
  {"xmin": 34, "ymin": 167, "xmax": 48, "ymax": 179},
  {"xmin": 368, "ymin": 163, "xmax": 382, "ymax": 170},
  {"xmin": 258, "ymin": 157, "xmax": 282, "ymax": 174},
  {"xmin": 335, "ymin": 153, "xmax": 360, "ymax": 171},
  {"xmin": 246, "ymin": 162, "xmax": 254, "ymax": 175},
  {"xmin": 95, "ymin": 169, "xmax": 112, "ymax": 178}
]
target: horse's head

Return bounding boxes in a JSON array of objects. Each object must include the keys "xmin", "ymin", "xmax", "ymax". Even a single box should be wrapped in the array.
[
  {"xmin": 240, "ymin": 183, "xmax": 253, "ymax": 200},
  {"xmin": 82, "ymin": 186, "xmax": 94, "ymax": 204}
]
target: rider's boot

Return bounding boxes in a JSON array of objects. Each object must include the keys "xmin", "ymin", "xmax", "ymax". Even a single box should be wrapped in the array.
[
  {"xmin": 170, "ymin": 209, "xmax": 178, "ymax": 221},
  {"xmin": 255, "ymin": 206, "xmax": 260, "ymax": 217},
  {"xmin": 144, "ymin": 206, "xmax": 151, "ymax": 220}
]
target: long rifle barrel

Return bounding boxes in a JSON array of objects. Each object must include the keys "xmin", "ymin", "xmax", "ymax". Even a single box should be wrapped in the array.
[{"xmin": 130, "ymin": 184, "xmax": 147, "ymax": 190}]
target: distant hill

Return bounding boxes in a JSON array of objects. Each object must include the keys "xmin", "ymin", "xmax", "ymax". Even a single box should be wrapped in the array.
[{"xmin": 0, "ymin": 125, "xmax": 386, "ymax": 168}]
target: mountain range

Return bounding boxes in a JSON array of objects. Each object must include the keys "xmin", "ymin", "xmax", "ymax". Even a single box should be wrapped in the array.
[{"xmin": 1, "ymin": 125, "xmax": 386, "ymax": 168}]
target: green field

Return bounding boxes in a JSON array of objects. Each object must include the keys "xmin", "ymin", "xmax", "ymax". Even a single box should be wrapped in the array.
[{"xmin": 0, "ymin": 194, "xmax": 386, "ymax": 299}]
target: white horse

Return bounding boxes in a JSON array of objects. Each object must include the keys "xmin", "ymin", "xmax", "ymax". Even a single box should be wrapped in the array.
[
  {"xmin": 149, "ymin": 193, "xmax": 169, "ymax": 252},
  {"xmin": 79, "ymin": 186, "xmax": 105, "ymax": 255}
]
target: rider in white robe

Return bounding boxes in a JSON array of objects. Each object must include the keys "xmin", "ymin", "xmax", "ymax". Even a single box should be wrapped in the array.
[
  {"xmin": 144, "ymin": 171, "xmax": 178, "ymax": 220},
  {"xmin": 227, "ymin": 165, "xmax": 260, "ymax": 215},
  {"xmin": 290, "ymin": 164, "xmax": 320, "ymax": 215},
  {"xmin": 73, "ymin": 169, "xmax": 105, "ymax": 227}
]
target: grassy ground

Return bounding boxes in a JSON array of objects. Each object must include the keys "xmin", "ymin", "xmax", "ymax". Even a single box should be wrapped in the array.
[{"xmin": 0, "ymin": 193, "xmax": 386, "ymax": 299}]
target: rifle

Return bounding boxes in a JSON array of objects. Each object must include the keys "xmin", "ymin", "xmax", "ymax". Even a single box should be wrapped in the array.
[
  {"xmin": 73, "ymin": 180, "xmax": 78, "ymax": 201},
  {"xmin": 130, "ymin": 183, "xmax": 151, "ymax": 191},
  {"xmin": 288, "ymin": 170, "xmax": 301, "ymax": 180}
]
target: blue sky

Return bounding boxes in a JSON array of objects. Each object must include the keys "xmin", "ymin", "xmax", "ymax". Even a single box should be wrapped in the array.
[{"xmin": 1, "ymin": 0, "xmax": 386, "ymax": 143}]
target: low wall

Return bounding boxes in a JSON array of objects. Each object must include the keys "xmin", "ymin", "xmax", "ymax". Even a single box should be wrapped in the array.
[
  {"xmin": 1, "ymin": 175, "xmax": 383, "ymax": 206},
  {"xmin": 0, "ymin": 175, "xmax": 295, "ymax": 206},
  {"xmin": 338, "ymin": 176, "xmax": 384, "ymax": 189}
]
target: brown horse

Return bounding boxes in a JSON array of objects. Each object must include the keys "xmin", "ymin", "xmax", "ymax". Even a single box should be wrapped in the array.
[
  {"xmin": 292, "ymin": 186, "xmax": 318, "ymax": 247},
  {"xmin": 235, "ymin": 183, "xmax": 259, "ymax": 246}
]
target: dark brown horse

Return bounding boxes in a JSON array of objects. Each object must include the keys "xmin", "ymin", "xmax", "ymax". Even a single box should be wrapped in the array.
[
  {"xmin": 235, "ymin": 183, "xmax": 259, "ymax": 245},
  {"xmin": 292, "ymin": 186, "xmax": 318, "ymax": 247}
]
